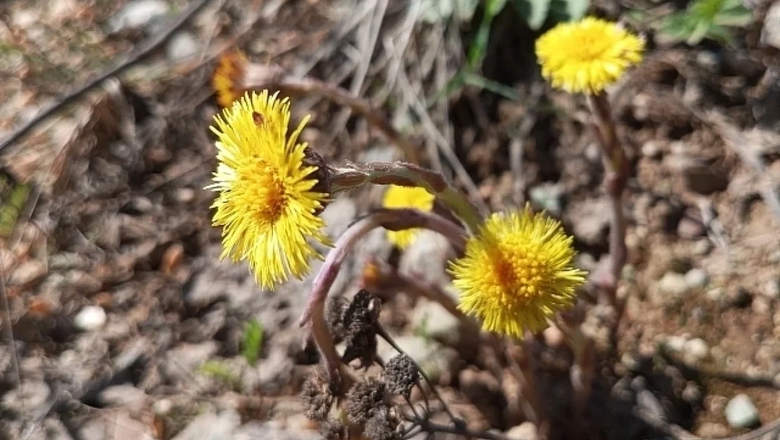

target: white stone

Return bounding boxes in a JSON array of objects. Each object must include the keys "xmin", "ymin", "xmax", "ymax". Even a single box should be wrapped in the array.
[{"xmin": 73, "ymin": 306, "xmax": 107, "ymax": 331}]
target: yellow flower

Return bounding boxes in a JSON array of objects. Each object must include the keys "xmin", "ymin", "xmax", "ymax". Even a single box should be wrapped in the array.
[
  {"xmin": 208, "ymin": 90, "xmax": 330, "ymax": 289},
  {"xmin": 535, "ymin": 17, "xmax": 644, "ymax": 94},
  {"xmin": 382, "ymin": 185, "xmax": 435, "ymax": 249},
  {"xmin": 212, "ymin": 50, "xmax": 247, "ymax": 108},
  {"xmin": 449, "ymin": 205, "xmax": 586, "ymax": 338}
]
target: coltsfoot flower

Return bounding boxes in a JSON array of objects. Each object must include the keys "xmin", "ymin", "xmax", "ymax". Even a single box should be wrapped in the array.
[
  {"xmin": 212, "ymin": 50, "xmax": 247, "ymax": 108},
  {"xmin": 535, "ymin": 17, "xmax": 644, "ymax": 94},
  {"xmin": 449, "ymin": 205, "xmax": 587, "ymax": 338},
  {"xmin": 381, "ymin": 185, "xmax": 435, "ymax": 249},
  {"xmin": 208, "ymin": 90, "xmax": 329, "ymax": 289}
]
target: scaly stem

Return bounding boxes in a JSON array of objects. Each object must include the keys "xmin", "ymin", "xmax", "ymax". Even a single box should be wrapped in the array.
[
  {"xmin": 586, "ymin": 92, "xmax": 628, "ymax": 307},
  {"xmin": 299, "ymin": 209, "xmax": 467, "ymax": 383},
  {"xmin": 329, "ymin": 161, "xmax": 485, "ymax": 233}
]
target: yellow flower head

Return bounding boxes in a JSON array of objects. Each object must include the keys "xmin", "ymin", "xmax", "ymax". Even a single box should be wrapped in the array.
[
  {"xmin": 535, "ymin": 17, "xmax": 644, "ymax": 94},
  {"xmin": 382, "ymin": 185, "xmax": 435, "ymax": 249},
  {"xmin": 208, "ymin": 90, "xmax": 330, "ymax": 289},
  {"xmin": 449, "ymin": 205, "xmax": 587, "ymax": 338},
  {"xmin": 212, "ymin": 50, "xmax": 248, "ymax": 108}
]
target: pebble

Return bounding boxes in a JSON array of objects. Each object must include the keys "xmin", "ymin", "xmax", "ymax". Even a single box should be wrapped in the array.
[
  {"xmin": 698, "ymin": 422, "xmax": 729, "ymax": 438},
  {"xmin": 641, "ymin": 140, "xmax": 664, "ymax": 159},
  {"xmin": 683, "ymin": 338, "xmax": 709, "ymax": 363},
  {"xmin": 166, "ymin": 32, "xmax": 201, "ymax": 62},
  {"xmin": 399, "ymin": 229, "xmax": 454, "ymax": 286},
  {"xmin": 706, "ymin": 287, "xmax": 725, "ymax": 301},
  {"xmin": 171, "ymin": 410, "xmax": 240, "ymax": 440},
  {"xmin": 73, "ymin": 306, "xmax": 107, "ymax": 331},
  {"xmin": 655, "ymin": 272, "xmax": 689, "ymax": 301},
  {"xmin": 724, "ymin": 394, "xmax": 760, "ymax": 429},
  {"xmin": 684, "ymin": 269, "xmax": 709, "ymax": 289},
  {"xmin": 761, "ymin": 279, "xmax": 780, "ymax": 299},
  {"xmin": 665, "ymin": 336, "xmax": 686, "ymax": 352},
  {"xmin": 505, "ymin": 422, "xmax": 539, "ymax": 440},
  {"xmin": 691, "ymin": 239, "xmax": 713, "ymax": 256},
  {"xmin": 107, "ymin": 0, "xmax": 170, "ymax": 34},
  {"xmin": 761, "ymin": 2, "xmax": 780, "ymax": 50}
]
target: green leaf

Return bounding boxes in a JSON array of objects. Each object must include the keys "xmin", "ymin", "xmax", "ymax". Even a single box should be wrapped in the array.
[
  {"xmin": 461, "ymin": 71, "xmax": 522, "ymax": 100},
  {"xmin": 467, "ymin": 0, "xmax": 509, "ymax": 69},
  {"xmin": 686, "ymin": 19, "xmax": 712, "ymax": 45},
  {"xmin": 512, "ymin": 0, "xmax": 552, "ymax": 30},
  {"xmin": 241, "ymin": 319, "xmax": 264, "ymax": 367},
  {"xmin": 712, "ymin": 6, "xmax": 753, "ymax": 27},
  {"xmin": 547, "ymin": 0, "xmax": 590, "ymax": 23}
]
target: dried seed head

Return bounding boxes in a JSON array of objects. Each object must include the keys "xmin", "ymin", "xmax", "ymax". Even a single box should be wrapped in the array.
[
  {"xmin": 319, "ymin": 419, "xmax": 347, "ymax": 440},
  {"xmin": 325, "ymin": 295, "xmax": 348, "ymax": 343},
  {"xmin": 364, "ymin": 407, "xmax": 401, "ymax": 440},
  {"xmin": 383, "ymin": 354, "xmax": 419, "ymax": 398},
  {"xmin": 342, "ymin": 290, "xmax": 382, "ymax": 368},
  {"xmin": 345, "ymin": 377, "xmax": 387, "ymax": 424},
  {"xmin": 300, "ymin": 366, "xmax": 335, "ymax": 421}
]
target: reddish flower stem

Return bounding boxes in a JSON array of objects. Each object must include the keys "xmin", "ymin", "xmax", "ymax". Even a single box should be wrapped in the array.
[
  {"xmin": 586, "ymin": 92, "xmax": 629, "ymax": 307},
  {"xmin": 299, "ymin": 209, "xmax": 467, "ymax": 383}
]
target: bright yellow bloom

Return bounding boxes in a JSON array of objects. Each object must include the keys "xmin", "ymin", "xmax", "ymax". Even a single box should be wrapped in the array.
[
  {"xmin": 208, "ymin": 90, "xmax": 329, "ymax": 289},
  {"xmin": 535, "ymin": 17, "xmax": 644, "ymax": 94},
  {"xmin": 212, "ymin": 50, "xmax": 247, "ymax": 108},
  {"xmin": 449, "ymin": 205, "xmax": 586, "ymax": 338},
  {"xmin": 382, "ymin": 185, "xmax": 435, "ymax": 249}
]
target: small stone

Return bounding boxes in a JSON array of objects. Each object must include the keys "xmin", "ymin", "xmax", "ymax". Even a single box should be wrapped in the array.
[
  {"xmin": 107, "ymin": 0, "xmax": 170, "ymax": 34},
  {"xmin": 657, "ymin": 272, "xmax": 690, "ymax": 299},
  {"xmin": 73, "ymin": 306, "xmax": 107, "ymax": 331},
  {"xmin": 698, "ymin": 422, "xmax": 728, "ymax": 438},
  {"xmin": 641, "ymin": 141, "xmax": 664, "ymax": 159},
  {"xmin": 724, "ymin": 394, "xmax": 760, "ymax": 429},
  {"xmin": 682, "ymin": 382, "xmax": 702, "ymax": 404},
  {"xmin": 677, "ymin": 217, "xmax": 705, "ymax": 238},
  {"xmin": 707, "ymin": 287, "xmax": 725, "ymax": 301},
  {"xmin": 761, "ymin": 2, "xmax": 780, "ymax": 50},
  {"xmin": 696, "ymin": 51, "xmax": 721, "ymax": 73},
  {"xmin": 542, "ymin": 326, "xmax": 565, "ymax": 348},
  {"xmin": 683, "ymin": 338, "xmax": 709, "ymax": 363},
  {"xmin": 166, "ymin": 32, "xmax": 201, "ymax": 61},
  {"xmin": 506, "ymin": 422, "xmax": 538, "ymax": 440},
  {"xmin": 684, "ymin": 269, "xmax": 709, "ymax": 289},
  {"xmin": 174, "ymin": 188, "xmax": 196, "ymax": 204},
  {"xmin": 691, "ymin": 239, "xmax": 713, "ymax": 256},
  {"xmin": 665, "ymin": 336, "xmax": 686, "ymax": 352},
  {"xmin": 761, "ymin": 279, "xmax": 780, "ymax": 299},
  {"xmin": 127, "ymin": 196, "xmax": 154, "ymax": 213},
  {"xmin": 171, "ymin": 410, "xmax": 241, "ymax": 440}
]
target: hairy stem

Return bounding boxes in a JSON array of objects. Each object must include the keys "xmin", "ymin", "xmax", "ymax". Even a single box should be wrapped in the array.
[
  {"xmin": 299, "ymin": 209, "xmax": 467, "ymax": 383},
  {"xmin": 329, "ymin": 161, "xmax": 484, "ymax": 233},
  {"xmin": 586, "ymin": 92, "xmax": 629, "ymax": 307}
]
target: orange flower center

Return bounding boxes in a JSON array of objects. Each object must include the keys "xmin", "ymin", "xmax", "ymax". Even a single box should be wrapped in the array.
[{"xmin": 243, "ymin": 158, "xmax": 287, "ymax": 225}]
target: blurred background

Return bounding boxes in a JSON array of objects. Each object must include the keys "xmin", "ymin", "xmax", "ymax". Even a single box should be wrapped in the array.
[{"xmin": 0, "ymin": 0, "xmax": 778, "ymax": 439}]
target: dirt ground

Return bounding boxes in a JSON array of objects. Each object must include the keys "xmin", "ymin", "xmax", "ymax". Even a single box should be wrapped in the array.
[{"xmin": 0, "ymin": 0, "xmax": 779, "ymax": 439}]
